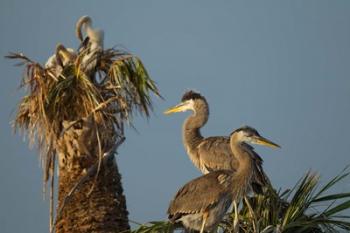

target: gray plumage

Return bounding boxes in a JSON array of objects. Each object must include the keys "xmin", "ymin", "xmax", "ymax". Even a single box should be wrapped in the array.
[
  {"xmin": 165, "ymin": 90, "xmax": 272, "ymax": 194},
  {"xmin": 76, "ymin": 16, "xmax": 104, "ymax": 78},
  {"xmin": 199, "ymin": 137, "xmax": 268, "ymax": 193},
  {"xmin": 168, "ymin": 170, "xmax": 233, "ymax": 232},
  {"xmin": 167, "ymin": 126, "xmax": 279, "ymax": 232}
]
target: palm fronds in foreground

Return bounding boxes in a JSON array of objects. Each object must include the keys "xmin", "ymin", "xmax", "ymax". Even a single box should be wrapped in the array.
[
  {"xmin": 6, "ymin": 48, "xmax": 161, "ymax": 185},
  {"xmin": 131, "ymin": 221, "xmax": 174, "ymax": 233},
  {"xmin": 222, "ymin": 166, "xmax": 350, "ymax": 233},
  {"xmin": 131, "ymin": 167, "xmax": 350, "ymax": 233}
]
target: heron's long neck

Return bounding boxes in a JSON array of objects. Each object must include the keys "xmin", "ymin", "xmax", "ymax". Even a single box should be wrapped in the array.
[
  {"xmin": 230, "ymin": 137, "xmax": 254, "ymax": 196},
  {"xmin": 182, "ymin": 102, "xmax": 209, "ymax": 154},
  {"xmin": 86, "ymin": 26, "xmax": 104, "ymax": 50}
]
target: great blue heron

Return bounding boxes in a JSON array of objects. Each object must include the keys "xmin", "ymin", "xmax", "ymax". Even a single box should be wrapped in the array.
[
  {"xmin": 45, "ymin": 43, "xmax": 76, "ymax": 76},
  {"xmin": 168, "ymin": 126, "xmax": 279, "ymax": 233},
  {"xmin": 75, "ymin": 15, "xmax": 104, "ymax": 77},
  {"xmin": 164, "ymin": 90, "xmax": 272, "ymax": 194}
]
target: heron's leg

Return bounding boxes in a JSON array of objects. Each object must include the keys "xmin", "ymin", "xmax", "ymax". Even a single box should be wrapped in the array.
[
  {"xmin": 233, "ymin": 200, "xmax": 239, "ymax": 233},
  {"xmin": 200, "ymin": 212, "xmax": 208, "ymax": 233}
]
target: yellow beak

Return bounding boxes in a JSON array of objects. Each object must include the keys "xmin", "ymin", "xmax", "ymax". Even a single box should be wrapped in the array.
[
  {"xmin": 253, "ymin": 136, "xmax": 280, "ymax": 149},
  {"xmin": 164, "ymin": 103, "xmax": 187, "ymax": 115}
]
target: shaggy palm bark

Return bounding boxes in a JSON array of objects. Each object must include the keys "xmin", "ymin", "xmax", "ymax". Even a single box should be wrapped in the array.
[
  {"xmin": 56, "ymin": 154, "xmax": 129, "ymax": 233},
  {"xmin": 54, "ymin": 116, "xmax": 130, "ymax": 233}
]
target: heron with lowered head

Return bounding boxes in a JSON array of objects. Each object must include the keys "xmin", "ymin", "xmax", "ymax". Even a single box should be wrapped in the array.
[
  {"xmin": 45, "ymin": 43, "xmax": 76, "ymax": 77},
  {"xmin": 75, "ymin": 15, "xmax": 104, "ymax": 77}
]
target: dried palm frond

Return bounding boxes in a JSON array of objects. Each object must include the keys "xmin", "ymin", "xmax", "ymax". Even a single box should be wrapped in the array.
[{"xmin": 7, "ymin": 46, "xmax": 161, "ymax": 186}]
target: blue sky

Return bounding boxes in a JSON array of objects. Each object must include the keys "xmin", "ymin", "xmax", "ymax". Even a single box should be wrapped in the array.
[{"xmin": 1, "ymin": 1, "xmax": 350, "ymax": 232}]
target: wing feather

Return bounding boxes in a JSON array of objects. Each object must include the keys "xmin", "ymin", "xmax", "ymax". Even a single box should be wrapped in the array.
[
  {"xmin": 243, "ymin": 143, "xmax": 270, "ymax": 194},
  {"xmin": 197, "ymin": 137, "xmax": 270, "ymax": 194},
  {"xmin": 197, "ymin": 136, "xmax": 238, "ymax": 173},
  {"xmin": 168, "ymin": 171, "xmax": 232, "ymax": 219}
]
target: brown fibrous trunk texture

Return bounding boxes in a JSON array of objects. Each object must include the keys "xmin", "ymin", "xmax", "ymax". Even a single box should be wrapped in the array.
[{"xmin": 55, "ymin": 116, "xmax": 130, "ymax": 233}]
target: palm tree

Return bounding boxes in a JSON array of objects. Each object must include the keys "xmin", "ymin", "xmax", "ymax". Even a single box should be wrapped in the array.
[
  {"xmin": 131, "ymin": 167, "xmax": 350, "ymax": 233},
  {"xmin": 7, "ymin": 21, "xmax": 161, "ymax": 232}
]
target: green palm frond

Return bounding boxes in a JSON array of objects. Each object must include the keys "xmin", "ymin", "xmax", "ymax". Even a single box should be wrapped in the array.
[
  {"xmin": 101, "ymin": 49, "xmax": 162, "ymax": 117},
  {"xmin": 222, "ymin": 167, "xmax": 350, "ymax": 233},
  {"xmin": 281, "ymin": 172, "xmax": 320, "ymax": 229},
  {"xmin": 7, "ymin": 46, "xmax": 161, "ymax": 184},
  {"xmin": 131, "ymin": 221, "xmax": 174, "ymax": 233}
]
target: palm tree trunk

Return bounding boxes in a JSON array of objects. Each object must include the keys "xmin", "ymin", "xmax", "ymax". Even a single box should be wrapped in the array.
[
  {"xmin": 56, "ymin": 160, "xmax": 129, "ymax": 233},
  {"xmin": 55, "ymin": 117, "xmax": 130, "ymax": 233}
]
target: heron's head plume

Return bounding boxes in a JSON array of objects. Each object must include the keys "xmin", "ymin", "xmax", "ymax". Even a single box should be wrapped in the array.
[
  {"xmin": 76, "ymin": 15, "xmax": 93, "ymax": 42},
  {"xmin": 181, "ymin": 90, "xmax": 204, "ymax": 102},
  {"xmin": 164, "ymin": 90, "xmax": 208, "ymax": 115},
  {"xmin": 230, "ymin": 126, "xmax": 280, "ymax": 149}
]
